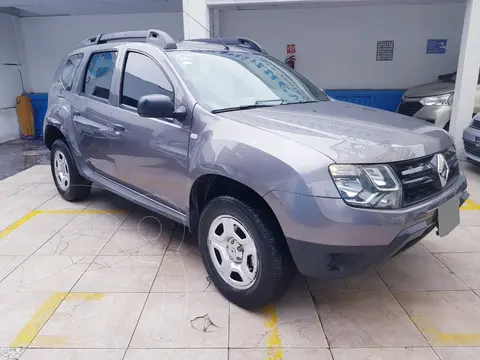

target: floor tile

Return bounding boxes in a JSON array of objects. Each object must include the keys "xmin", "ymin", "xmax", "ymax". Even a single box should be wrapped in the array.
[
  {"xmin": 434, "ymin": 347, "xmax": 480, "ymax": 360},
  {"xmin": 124, "ymin": 349, "xmax": 227, "ymax": 360},
  {"xmin": 314, "ymin": 290, "xmax": 427, "ymax": 347},
  {"xmin": 331, "ymin": 348, "xmax": 439, "ymax": 360},
  {"xmin": 73, "ymin": 256, "xmax": 161, "ymax": 293},
  {"xmin": 422, "ymin": 227, "xmax": 480, "ymax": 253},
  {"xmin": 436, "ymin": 253, "xmax": 480, "ymax": 289},
  {"xmin": 377, "ymin": 254, "xmax": 467, "ymax": 292},
  {"xmin": 0, "ymin": 256, "xmax": 25, "ymax": 281},
  {"xmin": 166, "ymin": 228, "xmax": 199, "ymax": 255},
  {"xmin": 130, "ymin": 292, "xmax": 229, "ymax": 348},
  {"xmin": 0, "ymin": 213, "xmax": 77, "ymax": 256},
  {"xmin": 21, "ymin": 349, "xmax": 125, "ymax": 360},
  {"xmin": 62, "ymin": 210, "xmax": 129, "ymax": 231},
  {"xmin": 403, "ymin": 243, "xmax": 430, "ymax": 254},
  {"xmin": 307, "ymin": 269, "xmax": 388, "ymax": 292},
  {"xmin": 230, "ymin": 279, "xmax": 327, "ymax": 348},
  {"xmin": 120, "ymin": 210, "xmax": 176, "ymax": 231},
  {"xmin": 38, "ymin": 194, "xmax": 91, "ymax": 211},
  {"xmin": 396, "ymin": 290, "xmax": 480, "ymax": 346},
  {"xmin": 36, "ymin": 229, "xmax": 115, "ymax": 256},
  {"xmin": 0, "ymin": 292, "xmax": 53, "ymax": 346},
  {"xmin": 230, "ymin": 348, "xmax": 332, "ymax": 360},
  {"xmin": 0, "ymin": 183, "xmax": 57, "ymax": 212},
  {"xmin": 460, "ymin": 210, "xmax": 480, "ymax": 226},
  {"xmin": 0, "ymin": 256, "xmax": 93, "ymax": 292},
  {"xmin": 100, "ymin": 229, "xmax": 171, "ymax": 256},
  {"xmin": 32, "ymin": 293, "xmax": 147, "ymax": 348},
  {"xmin": 151, "ymin": 254, "xmax": 212, "ymax": 293}
]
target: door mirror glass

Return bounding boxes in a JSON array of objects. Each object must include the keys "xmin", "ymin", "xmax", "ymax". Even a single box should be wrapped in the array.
[{"xmin": 137, "ymin": 94, "xmax": 175, "ymax": 118}]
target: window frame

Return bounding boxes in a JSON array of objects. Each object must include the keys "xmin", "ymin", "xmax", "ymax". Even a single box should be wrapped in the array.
[
  {"xmin": 80, "ymin": 50, "xmax": 118, "ymax": 104},
  {"xmin": 60, "ymin": 53, "xmax": 84, "ymax": 92},
  {"xmin": 119, "ymin": 50, "xmax": 175, "ymax": 113}
]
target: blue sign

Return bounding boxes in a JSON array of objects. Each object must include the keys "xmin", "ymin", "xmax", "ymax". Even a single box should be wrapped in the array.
[{"xmin": 427, "ymin": 39, "xmax": 447, "ymax": 54}]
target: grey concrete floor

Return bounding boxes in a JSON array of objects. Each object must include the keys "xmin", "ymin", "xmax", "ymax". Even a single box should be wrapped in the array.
[
  {"xmin": 0, "ymin": 139, "xmax": 49, "ymax": 181},
  {"xmin": 0, "ymin": 150, "xmax": 479, "ymax": 359}
]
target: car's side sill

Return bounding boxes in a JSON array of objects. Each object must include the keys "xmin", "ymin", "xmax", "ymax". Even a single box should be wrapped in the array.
[{"xmin": 85, "ymin": 170, "xmax": 189, "ymax": 228}]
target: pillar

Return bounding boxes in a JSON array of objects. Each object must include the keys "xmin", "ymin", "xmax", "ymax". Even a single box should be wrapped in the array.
[
  {"xmin": 450, "ymin": 0, "xmax": 480, "ymax": 157},
  {"xmin": 183, "ymin": 0, "xmax": 211, "ymax": 40}
]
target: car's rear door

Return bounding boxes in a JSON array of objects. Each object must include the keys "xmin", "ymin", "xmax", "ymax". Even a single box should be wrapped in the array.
[
  {"xmin": 109, "ymin": 43, "xmax": 191, "ymax": 211},
  {"xmin": 69, "ymin": 45, "xmax": 120, "ymax": 179}
]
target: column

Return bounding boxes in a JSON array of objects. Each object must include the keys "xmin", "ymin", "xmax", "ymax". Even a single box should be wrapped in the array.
[
  {"xmin": 450, "ymin": 0, "xmax": 480, "ymax": 156},
  {"xmin": 183, "ymin": 0, "xmax": 211, "ymax": 40}
]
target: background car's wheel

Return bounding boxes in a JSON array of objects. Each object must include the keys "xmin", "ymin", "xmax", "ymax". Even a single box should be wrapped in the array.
[
  {"xmin": 51, "ymin": 139, "xmax": 91, "ymax": 201},
  {"xmin": 198, "ymin": 196, "xmax": 295, "ymax": 309}
]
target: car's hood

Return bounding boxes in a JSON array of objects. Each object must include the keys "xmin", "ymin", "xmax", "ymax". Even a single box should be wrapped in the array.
[
  {"xmin": 404, "ymin": 81, "xmax": 455, "ymax": 98},
  {"xmin": 217, "ymin": 101, "xmax": 453, "ymax": 164}
]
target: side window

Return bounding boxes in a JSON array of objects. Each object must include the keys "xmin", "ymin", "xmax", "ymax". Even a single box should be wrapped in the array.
[
  {"xmin": 121, "ymin": 52, "xmax": 174, "ymax": 108},
  {"xmin": 83, "ymin": 51, "xmax": 117, "ymax": 100},
  {"xmin": 61, "ymin": 54, "xmax": 83, "ymax": 91}
]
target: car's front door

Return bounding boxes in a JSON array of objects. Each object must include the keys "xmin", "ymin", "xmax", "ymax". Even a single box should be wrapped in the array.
[
  {"xmin": 71, "ymin": 49, "xmax": 119, "ymax": 179},
  {"xmin": 109, "ymin": 45, "xmax": 190, "ymax": 211}
]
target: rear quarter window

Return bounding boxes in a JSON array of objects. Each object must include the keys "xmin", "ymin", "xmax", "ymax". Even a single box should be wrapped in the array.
[{"xmin": 60, "ymin": 54, "xmax": 83, "ymax": 91}]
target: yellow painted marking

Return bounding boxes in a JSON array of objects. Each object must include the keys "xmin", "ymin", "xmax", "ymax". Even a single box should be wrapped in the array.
[
  {"xmin": 412, "ymin": 316, "xmax": 480, "ymax": 346},
  {"xmin": 10, "ymin": 292, "xmax": 68, "ymax": 347},
  {"xmin": 461, "ymin": 199, "xmax": 480, "ymax": 211},
  {"xmin": 264, "ymin": 304, "xmax": 284, "ymax": 360},
  {"xmin": 10, "ymin": 292, "xmax": 104, "ymax": 348},
  {"xmin": 0, "ymin": 208, "xmax": 126, "ymax": 240},
  {"xmin": 0, "ymin": 210, "xmax": 42, "ymax": 240}
]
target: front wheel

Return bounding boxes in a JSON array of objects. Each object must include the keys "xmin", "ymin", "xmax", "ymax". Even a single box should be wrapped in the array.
[{"xmin": 198, "ymin": 196, "xmax": 295, "ymax": 309}]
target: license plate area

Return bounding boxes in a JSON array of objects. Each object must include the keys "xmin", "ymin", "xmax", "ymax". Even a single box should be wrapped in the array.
[{"xmin": 437, "ymin": 196, "xmax": 460, "ymax": 237}]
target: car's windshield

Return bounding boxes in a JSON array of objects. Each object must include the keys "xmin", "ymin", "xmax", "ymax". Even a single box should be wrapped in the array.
[{"xmin": 167, "ymin": 50, "xmax": 329, "ymax": 112}]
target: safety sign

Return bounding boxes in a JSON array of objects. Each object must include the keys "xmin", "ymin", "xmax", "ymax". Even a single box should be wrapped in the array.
[{"xmin": 427, "ymin": 39, "xmax": 447, "ymax": 54}]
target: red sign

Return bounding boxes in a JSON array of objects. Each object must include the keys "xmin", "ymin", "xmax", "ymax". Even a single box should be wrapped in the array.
[{"xmin": 286, "ymin": 44, "xmax": 296, "ymax": 54}]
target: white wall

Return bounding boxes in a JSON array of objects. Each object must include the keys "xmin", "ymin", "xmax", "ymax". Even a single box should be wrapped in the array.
[
  {"xmin": 20, "ymin": 13, "xmax": 184, "ymax": 93},
  {"xmin": 0, "ymin": 13, "xmax": 23, "ymax": 144},
  {"xmin": 220, "ymin": 3, "xmax": 466, "ymax": 89}
]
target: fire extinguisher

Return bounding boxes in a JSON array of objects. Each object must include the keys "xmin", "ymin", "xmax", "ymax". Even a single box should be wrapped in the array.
[{"xmin": 285, "ymin": 55, "xmax": 296, "ymax": 69}]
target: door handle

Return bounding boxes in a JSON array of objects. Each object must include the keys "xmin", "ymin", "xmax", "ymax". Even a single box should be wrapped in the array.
[{"xmin": 113, "ymin": 124, "xmax": 125, "ymax": 134}]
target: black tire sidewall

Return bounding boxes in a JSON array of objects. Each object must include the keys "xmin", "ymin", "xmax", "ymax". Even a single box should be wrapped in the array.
[
  {"xmin": 198, "ymin": 196, "xmax": 291, "ymax": 309},
  {"xmin": 50, "ymin": 139, "xmax": 90, "ymax": 201}
]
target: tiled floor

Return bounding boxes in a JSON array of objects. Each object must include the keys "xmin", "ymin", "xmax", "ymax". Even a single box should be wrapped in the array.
[{"xmin": 0, "ymin": 163, "xmax": 480, "ymax": 360}]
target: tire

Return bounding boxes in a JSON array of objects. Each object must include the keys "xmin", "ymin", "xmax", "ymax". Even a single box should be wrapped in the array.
[
  {"xmin": 51, "ymin": 139, "xmax": 91, "ymax": 201},
  {"xmin": 198, "ymin": 196, "xmax": 295, "ymax": 309}
]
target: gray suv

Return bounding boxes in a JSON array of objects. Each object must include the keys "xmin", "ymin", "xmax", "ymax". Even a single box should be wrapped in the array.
[{"xmin": 44, "ymin": 30, "xmax": 469, "ymax": 309}]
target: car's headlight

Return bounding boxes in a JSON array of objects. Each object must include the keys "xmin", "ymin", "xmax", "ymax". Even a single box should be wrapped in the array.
[
  {"xmin": 420, "ymin": 93, "xmax": 453, "ymax": 106},
  {"xmin": 329, "ymin": 164, "xmax": 402, "ymax": 209}
]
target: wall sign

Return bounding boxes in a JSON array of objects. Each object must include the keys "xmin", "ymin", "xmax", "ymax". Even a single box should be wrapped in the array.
[
  {"xmin": 376, "ymin": 40, "xmax": 394, "ymax": 61},
  {"xmin": 427, "ymin": 39, "xmax": 447, "ymax": 54},
  {"xmin": 286, "ymin": 44, "xmax": 296, "ymax": 55}
]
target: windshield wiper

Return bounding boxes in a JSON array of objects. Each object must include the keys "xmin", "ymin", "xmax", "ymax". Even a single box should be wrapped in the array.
[{"xmin": 211, "ymin": 104, "xmax": 277, "ymax": 114}]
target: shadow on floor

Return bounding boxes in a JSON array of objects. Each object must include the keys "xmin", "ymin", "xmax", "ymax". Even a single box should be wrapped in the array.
[{"xmin": 0, "ymin": 138, "xmax": 50, "ymax": 181}]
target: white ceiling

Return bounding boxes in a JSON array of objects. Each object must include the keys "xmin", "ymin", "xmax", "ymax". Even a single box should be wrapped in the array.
[{"xmin": 0, "ymin": 0, "xmax": 182, "ymax": 16}]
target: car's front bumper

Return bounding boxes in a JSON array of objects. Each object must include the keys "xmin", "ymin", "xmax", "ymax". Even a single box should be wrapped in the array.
[
  {"xmin": 264, "ymin": 173, "xmax": 468, "ymax": 278},
  {"xmin": 463, "ymin": 125, "xmax": 480, "ymax": 165}
]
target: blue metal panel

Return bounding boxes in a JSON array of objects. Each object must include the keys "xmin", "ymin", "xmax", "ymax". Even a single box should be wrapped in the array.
[
  {"xmin": 27, "ymin": 93, "xmax": 48, "ymax": 137},
  {"xmin": 326, "ymin": 89, "xmax": 406, "ymax": 112}
]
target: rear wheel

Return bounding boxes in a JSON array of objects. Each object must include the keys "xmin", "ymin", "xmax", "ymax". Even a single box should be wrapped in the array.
[
  {"xmin": 198, "ymin": 196, "xmax": 295, "ymax": 309},
  {"xmin": 51, "ymin": 139, "xmax": 91, "ymax": 201}
]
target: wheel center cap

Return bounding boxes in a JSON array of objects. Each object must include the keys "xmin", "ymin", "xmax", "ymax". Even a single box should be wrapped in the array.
[{"xmin": 226, "ymin": 238, "xmax": 243, "ymax": 263}]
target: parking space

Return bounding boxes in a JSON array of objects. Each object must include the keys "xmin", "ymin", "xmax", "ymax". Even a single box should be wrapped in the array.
[{"xmin": 0, "ymin": 164, "xmax": 477, "ymax": 360}]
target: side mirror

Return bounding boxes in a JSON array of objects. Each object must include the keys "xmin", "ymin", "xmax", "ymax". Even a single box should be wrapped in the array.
[{"xmin": 137, "ymin": 94, "xmax": 175, "ymax": 119}]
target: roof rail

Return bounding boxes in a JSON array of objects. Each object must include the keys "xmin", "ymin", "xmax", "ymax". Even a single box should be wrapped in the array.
[
  {"xmin": 188, "ymin": 37, "xmax": 267, "ymax": 54},
  {"xmin": 79, "ymin": 29, "xmax": 177, "ymax": 50}
]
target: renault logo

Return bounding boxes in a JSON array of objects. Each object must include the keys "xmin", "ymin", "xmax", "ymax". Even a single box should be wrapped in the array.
[{"xmin": 432, "ymin": 153, "xmax": 449, "ymax": 188}]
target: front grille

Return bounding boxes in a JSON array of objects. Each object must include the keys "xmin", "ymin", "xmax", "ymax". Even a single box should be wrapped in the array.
[
  {"xmin": 398, "ymin": 101, "xmax": 423, "ymax": 117},
  {"xmin": 464, "ymin": 139, "xmax": 480, "ymax": 157},
  {"xmin": 390, "ymin": 148, "xmax": 459, "ymax": 207},
  {"xmin": 472, "ymin": 119, "xmax": 480, "ymax": 130}
]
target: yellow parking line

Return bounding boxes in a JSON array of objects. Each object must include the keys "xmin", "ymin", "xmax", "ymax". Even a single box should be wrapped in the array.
[
  {"xmin": 461, "ymin": 199, "xmax": 480, "ymax": 211},
  {"xmin": 10, "ymin": 292, "xmax": 104, "ymax": 348},
  {"xmin": 264, "ymin": 304, "xmax": 284, "ymax": 360},
  {"xmin": 0, "ymin": 208, "xmax": 127, "ymax": 240},
  {"xmin": 412, "ymin": 315, "xmax": 480, "ymax": 346},
  {"xmin": 10, "ymin": 292, "xmax": 67, "ymax": 348}
]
